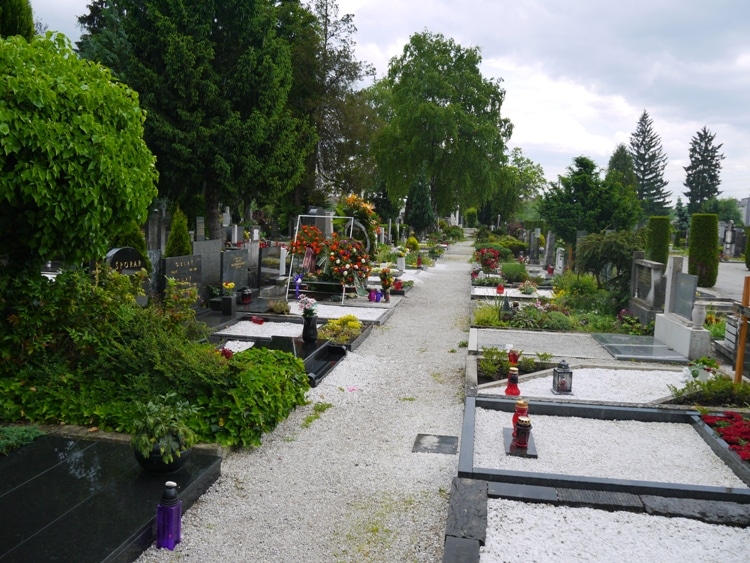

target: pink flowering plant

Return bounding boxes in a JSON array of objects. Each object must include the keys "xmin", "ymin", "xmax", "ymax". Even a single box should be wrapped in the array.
[{"xmin": 298, "ymin": 295, "xmax": 318, "ymax": 318}]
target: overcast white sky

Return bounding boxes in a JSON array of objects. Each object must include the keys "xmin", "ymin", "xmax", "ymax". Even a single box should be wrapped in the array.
[{"xmin": 31, "ymin": 0, "xmax": 750, "ymax": 204}]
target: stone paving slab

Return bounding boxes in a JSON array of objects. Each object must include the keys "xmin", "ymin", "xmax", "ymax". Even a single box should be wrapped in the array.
[{"xmin": 469, "ymin": 328, "xmax": 615, "ymax": 361}]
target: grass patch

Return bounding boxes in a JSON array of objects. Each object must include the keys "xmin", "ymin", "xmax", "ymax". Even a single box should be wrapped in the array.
[{"xmin": 301, "ymin": 402, "xmax": 333, "ymax": 428}]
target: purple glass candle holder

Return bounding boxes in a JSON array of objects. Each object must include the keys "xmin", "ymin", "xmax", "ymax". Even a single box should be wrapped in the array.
[{"xmin": 156, "ymin": 481, "xmax": 182, "ymax": 550}]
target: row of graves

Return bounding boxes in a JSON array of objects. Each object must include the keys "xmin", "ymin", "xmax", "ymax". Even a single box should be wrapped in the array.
[{"xmin": 447, "ymin": 236, "xmax": 750, "ymax": 560}]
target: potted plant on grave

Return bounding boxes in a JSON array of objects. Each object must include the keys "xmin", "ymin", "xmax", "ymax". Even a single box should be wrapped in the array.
[{"xmin": 130, "ymin": 392, "xmax": 200, "ymax": 474}]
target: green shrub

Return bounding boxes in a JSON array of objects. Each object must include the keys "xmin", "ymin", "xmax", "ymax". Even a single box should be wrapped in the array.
[
  {"xmin": 669, "ymin": 374, "xmax": 750, "ymax": 407},
  {"xmin": 406, "ymin": 236, "xmax": 420, "ymax": 253},
  {"xmin": 542, "ymin": 311, "xmax": 573, "ymax": 331},
  {"xmin": 500, "ymin": 262, "xmax": 528, "ymax": 283},
  {"xmin": 465, "ymin": 207, "xmax": 478, "ymax": 228},
  {"xmin": 646, "ymin": 216, "xmax": 671, "ymax": 265},
  {"xmin": 478, "ymin": 347, "xmax": 510, "ymax": 380},
  {"xmin": 688, "ymin": 214, "xmax": 719, "ymax": 287},
  {"xmin": 197, "ymin": 347, "xmax": 309, "ymax": 447},
  {"xmin": 164, "ymin": 206, "xmax": 193, "ymax": 258}
]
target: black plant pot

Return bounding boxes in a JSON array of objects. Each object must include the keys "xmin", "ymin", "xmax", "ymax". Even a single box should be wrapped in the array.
[{"xmin": 133, "ymin": 443, "xmax": 191, "ymax": 475}]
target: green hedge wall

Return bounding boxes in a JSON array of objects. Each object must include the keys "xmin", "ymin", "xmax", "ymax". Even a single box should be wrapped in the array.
[
  {"xmin": 688, "ymin": 214, "xmax": 719, "ymax": 287},
  {"xmin": 646, "ymin": 216, "xmax": 671, "ymax": 265}
]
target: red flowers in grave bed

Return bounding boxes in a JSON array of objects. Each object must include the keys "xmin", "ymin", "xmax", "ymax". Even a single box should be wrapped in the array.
[{"xmin": 701, "ymin": 411, "xmax": 750, "ymax": 461}]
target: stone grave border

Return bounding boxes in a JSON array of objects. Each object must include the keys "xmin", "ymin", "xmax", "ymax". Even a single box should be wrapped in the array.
[{"xmin": 444, "ymin": 392, "xmax": 750, "ymax": 562}]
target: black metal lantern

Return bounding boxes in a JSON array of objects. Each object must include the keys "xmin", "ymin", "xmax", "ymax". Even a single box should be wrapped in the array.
[{"xmin": 552, "ymin": 359, "xmax": 573, "ymax": 394}]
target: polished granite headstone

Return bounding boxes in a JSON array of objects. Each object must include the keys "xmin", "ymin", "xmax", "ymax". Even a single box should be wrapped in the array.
[
  {"xmin": 0, "ymin": 435, "xmax": 221, "ymax": 563},
  {"xmin": 592, "ymin": 333, "xmax": 687, "ymax": 362}
]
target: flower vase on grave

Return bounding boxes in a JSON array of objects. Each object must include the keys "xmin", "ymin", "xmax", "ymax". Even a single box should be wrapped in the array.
[
  {"xmin": 383, "ymin": 289, "xmax": 390, "ymax": 303},
  {"xmin": 692, "ymin": 302, "xmax": 707, "ymax": 327},
  {"xmin": 302, "ymin": 316, "xmax": 318, "ymax": 343}
]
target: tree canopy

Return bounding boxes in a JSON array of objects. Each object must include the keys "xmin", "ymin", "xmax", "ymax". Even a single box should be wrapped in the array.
[
  {"xmin": 0, "ymin": 34, "xmax": 158, "ymax": 271},
  {"xmin": 629, "ymin": 110, "xmax": 671, "ymax": 219},
  {"xmin": 372, "ymin": 30, "xmax": 513, "ymax": 217},
  {"xmin": 683, "ymin": 126, "xmax": 724, "ymax": 214},
  {"xmin": 0, "ymin": 0, "xmax": 34, "ymax": 42},
  {"xmin": 538, "ymin": 156, "xmax": 640, "ymax": 245},
  {"xmin": 78, "ymin": 0, "xmax": 315, "ymax": 238}
]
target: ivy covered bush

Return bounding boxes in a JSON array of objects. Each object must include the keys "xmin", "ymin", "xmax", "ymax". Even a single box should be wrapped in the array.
[{"xmin": 0, "ymin": 267, "xmax": 309, "ymax": 448}]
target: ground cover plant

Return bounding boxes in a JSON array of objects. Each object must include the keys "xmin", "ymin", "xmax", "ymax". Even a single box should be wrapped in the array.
[
  {"xmin": 477, "ymin": 347, "xmax": 553, "ymax": 383},
  {"xmin": 0, "ymin": 425, "xmax": 45, "ymax": 455},
  {"xmin": 700, "ymin": 411, "xmax": 750, "ymax": 461},
  {"xmin": 668, "ymin": 374, "xmax": 750, "ymax": 408},
  {"xmin": 0, "ymin": 267, "xmax": 309, "ymax": 449},
  {"xmin": 472, "ymin": 269, "xmax": 656, "ymax": 335}
]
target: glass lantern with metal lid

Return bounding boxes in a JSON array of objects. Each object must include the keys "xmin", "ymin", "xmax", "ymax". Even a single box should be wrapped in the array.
[{"xmin": 552, "ymin": 359, "xmax": 573, "ymax": 394}]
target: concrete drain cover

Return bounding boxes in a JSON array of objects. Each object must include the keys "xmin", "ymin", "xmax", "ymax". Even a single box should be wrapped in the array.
[{"xmin": 412, "ymin": 434, "xmax": 458, "ymax": 454}]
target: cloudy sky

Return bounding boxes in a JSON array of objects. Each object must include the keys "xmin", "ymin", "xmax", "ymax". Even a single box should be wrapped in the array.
[{"xmin": 31, "ymin": 0, "xmax": 750, "ymax": 204}]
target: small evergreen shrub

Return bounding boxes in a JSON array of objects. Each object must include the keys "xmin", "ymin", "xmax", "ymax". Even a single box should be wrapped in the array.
[
  {"xmin": 499, "ymin": 262, "xmax": 528, "ymax": 283},
  {"xmin": 541, "ymin": 311, "xmax": 573, "ymax": 331},
  {"xmin": 688, "ymin": 214, "xmax": 719, "ymax": 287},
  {"xmin": 465, "ymin": 207, "xmax": 478, "ymax": 228},
  {"xmin": 646, "ymin": 216, "xmax": 671, "ymax": 265},
  {"xmin": 406, "ymin": 236, "xmax": 420, "ymax": 253},
  {"xmin": 164, "ymin": 207, "xmax": 193, "ymax": 257}
]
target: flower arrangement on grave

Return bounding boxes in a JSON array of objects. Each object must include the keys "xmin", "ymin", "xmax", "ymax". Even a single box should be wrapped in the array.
[
  {"xmin": 325, "ymin": 235, "xmax": 371, "ymax": 285},
  {"xmin": 336, "ymin": 194, "xmax": 381, "ymax": 250},
  {"xmin": 222, "ymin": 281, "xmax": 235, "ymax": 292},
  {"xmin": 298, "ymin": 295, "xmax": 318, "ymax": 318},
  {"xmin": 290, "ymin": 224, "xmax": 326, "ymax": 256},
  {"xmin": 682, "ymin": 356, "xmax": 720, "ymax": 382},
  {"xmin": 474, "ymin": 247, "xmax": 500, "ymax": 273},
  {"xmin": 379, "ymin": 267, "xmax": 394, "ymax": 291},
  {"xmin": 396, "ymin": 246, "xmax": 408, "ymax": 258},
  {"xmin": 701, "ymin": 411, "xmax": 750, "ymax": 461},
  {"xmin": 318, "ymin": 314, "xmax": 364, "ymax": 344},
  {"xmin": 518, "ymin": 279, "xmax": 537, "ymax": 295}
]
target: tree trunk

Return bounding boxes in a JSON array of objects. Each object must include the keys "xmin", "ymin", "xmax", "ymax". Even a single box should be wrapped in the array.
[{"xmin": 204, "ymin": 183, "xmax": 222, "ymax": 241}]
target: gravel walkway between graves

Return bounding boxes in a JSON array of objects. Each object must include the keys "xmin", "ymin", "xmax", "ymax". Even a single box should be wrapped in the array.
[
  {"xmin": 137, "ymin": 242, "xmax": 473, "ymax": 562},
  {"xmin": 136, "ymin": 240, "xmax": 750, "ymax": 563}
]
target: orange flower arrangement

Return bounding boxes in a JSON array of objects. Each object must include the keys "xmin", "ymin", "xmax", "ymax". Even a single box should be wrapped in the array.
[
  {"xmin": 326, "ymin": 234, "xmax": 371, "ymax": 285},
  {"xmin": 290, "ymin": 225, "xmax": 326, "ymax": 256}
]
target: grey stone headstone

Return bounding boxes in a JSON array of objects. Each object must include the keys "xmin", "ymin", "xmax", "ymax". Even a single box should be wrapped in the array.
[
  {"xmin": 195, "ymin": 217, "xmax": 205, "ymax": 241},
  {"xmin": 674, "ymin": 272, "xmax": 698, "ymax": 320},
  {"xmin": 222, "ymin": 249, "xmax": 249, "ymax": 289}
]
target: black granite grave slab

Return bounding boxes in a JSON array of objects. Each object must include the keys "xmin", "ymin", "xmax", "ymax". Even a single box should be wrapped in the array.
[
  {"xmin": 557, "ymin": 488, "xmax": 643, "ymax": 511},
  {"xmin": 444, "ymin": 478, "xmax": 487, "ymax": 545},
  {"xmin": 0, "ymin": 436, "xmax": 221, "ymax": 563},
  {"xmin": 412, "ymin": 434, "xmax": 459, "ymax": 455},
  {"xmin": 486, "ymin": 481, "xmax": 558, "ymax": 503},
  {"xmin": 250, "ymin": 336, "xmax": 347, "ymax": 387}
]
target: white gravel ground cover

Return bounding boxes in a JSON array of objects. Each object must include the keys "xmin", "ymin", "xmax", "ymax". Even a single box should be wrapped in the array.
[
  {"xmin": 479, "ymin": 367, "xmax": 685, "ymax": 403},
  {"xmin": 481, "ymin": 499, "xmax": 750, "ymax": 562},
  {"xmin": 136, "ymin": 247, "xmax": 472, "ymax": 562},
  {"xmin": 473, "ymin": 409, "xmax": 745, "ymax": 488}
]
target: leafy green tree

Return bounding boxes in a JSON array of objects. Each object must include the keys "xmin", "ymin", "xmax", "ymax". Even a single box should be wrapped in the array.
[
  {"xmin": 0, "ymin": 0, "xmax": 34, "ymax": 42},
  {"xmin": 404, "ymin": 164, "xmax": 437, "ymax": 238},
  {"xmin": 701, "ymin": 197, "xmax": 742, "ymax": 225},
  {"xmin": 538, "ymin": 156, "xmax": 640, "ymax": 246},
  {"xmin": 684, "ymin": 126, "xmax": 725, "ymax": 214},
  {"xmin": 373, "ymin": 31, "xmax": 513, "ymax": 217},
  {"xmin": 481, "ymin": 147, "xmax": 545, "ymax": 225},
  {"xmin": 629, "ymin": 110, "xmax": 671, "ymax": 218},
  {"xmin": 78, "ymin": 0, "xmax": 314, "ymax": 239},
  {"xmin": 0, "ymin": 34, "xmax": 158, "ymax": 272},
  {"xmin": 575, "ymin": 230, "xmax": 644, "ymax": 311}
]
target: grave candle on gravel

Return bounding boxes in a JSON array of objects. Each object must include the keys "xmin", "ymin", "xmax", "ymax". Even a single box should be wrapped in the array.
[{"xmin": 505, "ymin": 367, "xmax": 520, "ymax": 396}]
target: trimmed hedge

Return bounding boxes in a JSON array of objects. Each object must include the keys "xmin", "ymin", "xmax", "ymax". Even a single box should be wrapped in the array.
[
  {"xmin": 646, "ymin": 216, "xmax": 671, "ymax": 265},
  {"xmin": 688, "ymin": 214, "xmax": 719, "ymax": 287}
]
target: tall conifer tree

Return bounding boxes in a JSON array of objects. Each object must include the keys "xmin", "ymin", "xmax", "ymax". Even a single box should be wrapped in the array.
[
  {"xmin": 683, "ymin": 126, "xmax": 724, "ymax": 214},
  {"xmin": 629, "ymin": 110, "xmax": 671, "ymax": 219}
]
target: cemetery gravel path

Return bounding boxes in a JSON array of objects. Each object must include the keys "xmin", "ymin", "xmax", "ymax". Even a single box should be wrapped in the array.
[{"xmin": 137, "ymin": 241, "xmax": 474, "ymax": 562}]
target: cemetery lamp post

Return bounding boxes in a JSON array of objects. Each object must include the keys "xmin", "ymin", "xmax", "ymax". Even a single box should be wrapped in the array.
[{"xmin": 552, "ymin": 359, "xmax": 573, "ymax": 394}]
